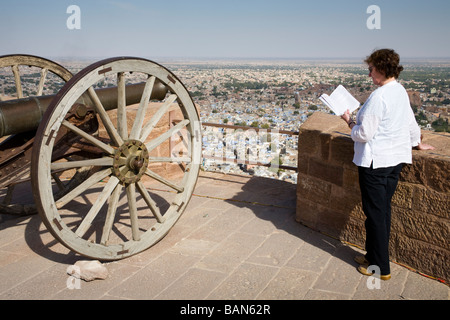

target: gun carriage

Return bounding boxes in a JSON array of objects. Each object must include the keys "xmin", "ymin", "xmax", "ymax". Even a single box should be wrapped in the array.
[{"xmin": 0, "ymin": 54, "xmax": 201, "ymax": 260}]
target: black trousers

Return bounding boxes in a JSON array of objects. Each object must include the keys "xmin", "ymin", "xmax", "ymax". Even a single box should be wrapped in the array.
[{"xmin": 358, "ymin": 163, "xmax": 403, "ymax": 275}]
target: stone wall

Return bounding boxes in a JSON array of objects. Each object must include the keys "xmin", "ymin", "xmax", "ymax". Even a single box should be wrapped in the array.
[{"xmin": 296, "ymin": 112, "xmax": 449, "ymax": 283}]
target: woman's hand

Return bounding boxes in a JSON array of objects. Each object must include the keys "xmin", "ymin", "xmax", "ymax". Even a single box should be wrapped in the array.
[
  {"xmin": 341, "ymin": 109, "xmax": 355, "ymax": 128},
  {"xmin": 415, "ymin": 143, "xmax": 435, "ymax": 151},
  {"xmin": 341, "ymin": 109, "xmax": 351, "ymax": 123}
]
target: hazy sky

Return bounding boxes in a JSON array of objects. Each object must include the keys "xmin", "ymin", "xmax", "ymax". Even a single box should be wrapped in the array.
[{"xmin": 1, "ymin": 0, "xmax": 449, "ymax": 60}]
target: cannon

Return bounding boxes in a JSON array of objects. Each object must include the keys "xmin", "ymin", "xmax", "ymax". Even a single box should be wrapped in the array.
[{"xmin": 0, "ymin": 54, "xmax": 202, "ymax": 260}]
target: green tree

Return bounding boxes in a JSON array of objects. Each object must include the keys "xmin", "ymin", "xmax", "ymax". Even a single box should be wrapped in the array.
[{"xmin": 432, "ymin": 118, "xmax": 449, "ymax": 132}]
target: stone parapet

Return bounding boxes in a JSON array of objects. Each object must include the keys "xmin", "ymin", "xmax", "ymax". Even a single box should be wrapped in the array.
[{"xmin": 296, "ymin": 112, "xmax": 449, "ymax": 283}]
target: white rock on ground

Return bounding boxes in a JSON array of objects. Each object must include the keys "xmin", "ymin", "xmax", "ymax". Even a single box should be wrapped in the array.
[{"xmin": 67, "ymin": 260, "xmax": 109, "ymax": 282}]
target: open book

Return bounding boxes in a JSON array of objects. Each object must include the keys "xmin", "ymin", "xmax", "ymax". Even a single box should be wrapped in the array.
[{"xmin": 319, "ymin": 85, "xmax": 360, "ymax": 116}]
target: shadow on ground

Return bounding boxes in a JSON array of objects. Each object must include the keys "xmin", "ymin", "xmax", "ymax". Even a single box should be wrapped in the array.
[
  {"xmin": 205, "ymin": 173, "xmax": 363, "ymax": 271},
  {"xmin": 0, "ymin": 173, "xmax": 363, "ymax": 271}
]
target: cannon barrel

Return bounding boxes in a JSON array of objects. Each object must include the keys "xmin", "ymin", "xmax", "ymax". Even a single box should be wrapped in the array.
[{"xmin": 0, "ymin": 80, "xmax": 168, "ymax": 137}]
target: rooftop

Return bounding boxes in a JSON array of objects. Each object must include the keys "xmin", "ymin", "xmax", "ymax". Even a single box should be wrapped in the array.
[{"xmin": 0, "ymin": 171, "xmax": 448, "ymax": 302}]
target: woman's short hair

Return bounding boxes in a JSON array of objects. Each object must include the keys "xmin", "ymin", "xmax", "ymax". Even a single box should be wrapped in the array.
[{"xmin": 365, "ymin": 49, "xmax": 404, "ymax": 79}]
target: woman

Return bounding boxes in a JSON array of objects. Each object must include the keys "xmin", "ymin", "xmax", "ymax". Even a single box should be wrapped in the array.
[{"xmin": 341, "ymin": 49, "xmax": 434, "ymax": 280}]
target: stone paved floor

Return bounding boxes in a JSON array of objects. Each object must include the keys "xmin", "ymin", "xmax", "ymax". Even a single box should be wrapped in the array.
[{"xmin": 0, "ymin": 171, "xmax": 448, "ymax": 301}]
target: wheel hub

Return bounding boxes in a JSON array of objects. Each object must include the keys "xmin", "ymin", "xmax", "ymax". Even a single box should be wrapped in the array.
[{"xmin": 113, "ymin": 140, "xmax": 149, "ymax": 184}]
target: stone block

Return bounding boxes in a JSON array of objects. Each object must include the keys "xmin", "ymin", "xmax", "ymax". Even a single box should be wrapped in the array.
[
  {"xmin": 342, "ymin": 166, "xmax": 360, "ymax": 192},
  {"xmin": 423, "ymin": 157, "xmax": 450, "ymax": 192},
  {"xmin": 329, "ymin": 135, "xmax": 354, "ymax": 165},
  {"xmin": 297, "ymin": 154, "xmax": 309, "ymax": 175},
  {"xmin": 298, "ymin": 129, "xmax": 321, "ymax": 156},
  {"xmin": 318, "ymin": 132, "xmax": 331, "ymax": 161},
  {"xmin": 401, "ymin": 156, "xmax": 450, "ymax": 193},
  {"xmin": 297, "ymin": 173, "xmax": 331, "ymax": 206},
  {"xmin": 308, "ymin": 158, "xmax": 343, "ymax": 187},
  {"xmin": 295, "ymin": 197, "xmax": 319, "ymax": 230},
  {"xmin": 412, "ymin": 185, "xmax": 449, "ymax": 219},
  {"xmin": 330, "ymin": 184, "xmax": 364, "ymax": 219},
  {"xmin": 314, "ymin": 210, "xmax": 349, "ymax": 240},
  {"xmin": 400, "ymin": 159, "xmax": 426, "ymax": 186},
  {"xmin": 392, "ymin": 182, "xmax": 414, "ymax": 210},
  {"xmin": 338, "ymin": 217, "xmax": 366, "ymax": 247},
  {"xmin": 391, "ymin": 234, "xmax": 449, "ymax": 283},
  {"xmin": 301, "ymin": 111, "xmax": 350, "ymax": 134},
  {"xmin": 393, "ymin": 207, "xmax": 449, "ymax": 249}
]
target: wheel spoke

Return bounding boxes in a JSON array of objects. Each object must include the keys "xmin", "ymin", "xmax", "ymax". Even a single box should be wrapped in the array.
[
  {"xmin": 117, "ymin": 72, "xmax": 128, "ymax": 140},
  {"xmin": 129, "ymin": 76, "xmax": 155, "ymax": 140},
  {"xmin": 146, "ymin": 119, "xmax": 190, "ymax": 152},
  {"xmin": 136, "ymin": 181, "xmax": 165, "ymax": 223},
  {"xmin": 126, "ymin": 183, "xmax": 140, "ymax": 241},
  {"xmin": 51, "ymin": 157, "xmax": 113, "ymax": 171},
  {"xmin": 62, "ymin": 120, "xmax": 115, "ymax": 154},
  {"xmin": 75, "ymin": 176, "xmax": 120, "ymax": 238},
  {"xmin": 11, "ymin": 65, "xmax": 23, "ymax": 99},
  {"xmin": 88, "ymin": 86, "xmax": 123, "ymax": 147},
  {"xmin": 100, "ymin": 183, "xmax": 122, "ymax": 245},
  {"xmin": 51, "ymin": 172, "xmax": 66, "ymax": 192},
  {"xmin": 2, "ymin": 185, "xmax": 15, "ymax": 205},
  {"xmin": 145, "ymin": 168, "xmax": 184, "ymax": 193},
  {"xmin": 56, "ymin": 168, "xmax": 112, "ymax": 209},
  {"xmin": 148, "ymin": 156, "xmax": 191, "ymax": 163},
  {"xmin": 37, "ymin": 68, "xmax": 48, "ymax": 96},
  {"xmin": 140, "ymin": 94, "xmax": 178, "ymax": 142}
]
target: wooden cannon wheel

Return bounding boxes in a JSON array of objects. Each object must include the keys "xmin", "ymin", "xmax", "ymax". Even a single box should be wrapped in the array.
[
  {"xmin": 31, "ymin": 57, "xmax": 202, "ymax": 260},
  {"xmin": 0, "ymin": 54, "xmax": 74, "ymax": 215},
  {"xmin": 0, "ymin": 54, "xmax": 73, "ymax": 98}
]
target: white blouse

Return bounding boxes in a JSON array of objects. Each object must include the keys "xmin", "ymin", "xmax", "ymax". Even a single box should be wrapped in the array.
[{"xmin": 351, "ymin": 80, "xmax": 421, "ymax": 169}]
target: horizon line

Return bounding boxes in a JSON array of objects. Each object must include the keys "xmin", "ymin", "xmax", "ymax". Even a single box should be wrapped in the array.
[
  {"xmin": 48, "ymin": 55, "xmax": 450, "ymax": 62},
  {"xmin": 4, "ymin": 53, "xmax": 449, "ymax": 63}
]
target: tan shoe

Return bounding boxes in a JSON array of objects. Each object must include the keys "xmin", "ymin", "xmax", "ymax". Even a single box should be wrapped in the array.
[
  {"xmin": 357, "ymin": 265, "xmax": 391, "ymax": 280},
  {"xmin": 354, "ymin": 255, "xmax": 369, "ymax": 265}
]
